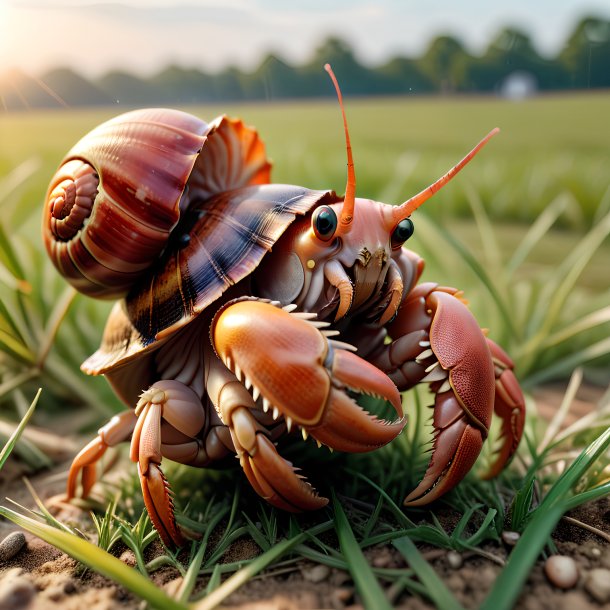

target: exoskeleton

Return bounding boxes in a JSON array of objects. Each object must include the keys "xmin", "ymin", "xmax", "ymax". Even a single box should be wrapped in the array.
[{"xmin": 42, "ymin": 67, "xmax": 525, "ymax": 546}]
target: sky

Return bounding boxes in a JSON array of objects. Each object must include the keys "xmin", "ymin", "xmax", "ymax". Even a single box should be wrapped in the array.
[{"xmin": 1, "ymin": 0, "xmax": 609, "ymax": 77}]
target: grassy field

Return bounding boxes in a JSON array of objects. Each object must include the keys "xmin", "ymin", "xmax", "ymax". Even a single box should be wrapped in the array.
[{"xmin": 1, "ymin": 91, "xmax": 610, "ymax": 232}]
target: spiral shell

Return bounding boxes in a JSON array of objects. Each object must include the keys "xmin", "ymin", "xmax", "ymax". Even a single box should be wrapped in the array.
[{"xmin": 42, "ymin": 108, "xmax": 271, "ymax": 298}]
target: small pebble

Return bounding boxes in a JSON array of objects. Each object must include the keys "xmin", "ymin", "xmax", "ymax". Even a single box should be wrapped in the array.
[
  {"xmin": 544, "ymin": 555, "xmax": 579, "ymax": 589},
  {"xmin": 0, "ymin": 570, "xmax": 36, "ymax": 610},
  {"xmin": 447, "ymin": 550, "xmax": 463, "ymax": 569},
  {"xmin": 331, "ymin": 587, "xmax": 354, "ymax": 603},
  {"xmin": 584, "ymin": 568, "xmax": 610, "ymax": 603},
  {"xmin": 502, "ymin": 531, "xmax": 520, "ymax": 546},
  {"xmin": 371, "ymin": 550, "xmax": 392, "ymax": 568},
  {"xmin": 301, "ymin": 564, "xmax": 330, "ymax": 583},
  {"xmin": 0, "ymin": 532, "xmax": 26, "ymax": 562}
]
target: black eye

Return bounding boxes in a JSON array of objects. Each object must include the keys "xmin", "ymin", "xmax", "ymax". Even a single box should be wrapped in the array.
[
  {"xmin": 391, "ymin": 218, "xmax": 414, "ymax": 248},
  {"xmin": 312, "ymin": 206, "xmax": 338, "ymax": 241}
]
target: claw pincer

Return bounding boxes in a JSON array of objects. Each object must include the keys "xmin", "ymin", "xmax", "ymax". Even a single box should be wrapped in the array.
[
  {"xmin": 212, "ymin": 299, "xmax": 403, "ymax": 445},
  {"xmin": 210, "ymin": 299, "xmax": 405, "ymax": 510},
  {"xmin": 387, "ymin": 283, "xmax": 496, "ymax": 504}
]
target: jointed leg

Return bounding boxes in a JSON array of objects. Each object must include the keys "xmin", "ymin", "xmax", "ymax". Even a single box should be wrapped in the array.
[
  {"xmin": 67, "ymin": 410, "xmax": 136, "ymax": 499},
  {"xmin": 131, "ymin": 379, "xmax": 206, "ymax": 547}
]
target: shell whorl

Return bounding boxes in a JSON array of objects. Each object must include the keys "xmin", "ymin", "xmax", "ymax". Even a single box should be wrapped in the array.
[
  {"xmin": 48, "ymin": 160, "xmax": 98, "ymax": 241},
  {"xmin": 42, "ymin": 108, "xmax": 271, "ymax": 300}
]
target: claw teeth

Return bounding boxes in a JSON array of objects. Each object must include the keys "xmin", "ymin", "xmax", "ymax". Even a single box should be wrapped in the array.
[
  {"xmin": 234, "ymin": 364, "xmax": 243, "ymax": 381},
  {"xmin": 263, "ymin": 398, "xmax": 270, "ymax": 413},
  {"xmin": 438, "ymin": 379, "xmax": 452, "ymax": 394},
  {"xmin": 283, "ymin": 304, "xmax": 298, "ymax": 312},
  {"xmin": 292, "ymin": 312, "xmax": 318, "ymax": 320},
  {"xmin": 328, "ymin": 339, "xmax": 357, "ymax": 352},
  {"xmin": 286, "ymin": 417, "xmax": 293, "ymax": 432},
  {"xmin": 316, "ymin": 440, "xmax": 322, "ymax": 449},
  {"xmin": 308, "ymin": 320, "xmax": 331, "ymax": 328},
  {"xmin": 419, "ymin": 340, "xmax": 431, "ymax": 348},
  {"xmin": 244, "ymin": 376, "xmax": 252, "ymax": 391},
  {"xmin": 302, "ymin": 428, "xmax": 309, "ymax": 441},
  {"xmin": 416, "ymin": 348, "xmax": 434, "ymax": 363},
  {"xmin": 422, "ymin": 367, "xmax": 447, "ymax": 383},
  {"xmin": 225, "ymin": 356, "xmax": 233, "ymax": 371},
  {"xmin": 322, "ymin": 329, "xmax": 341, "ymax": 337},
  {"xmin": 425, "ymin": 360, "xmax": 440, "ymax": 373},
  {"xmin": 272, "ymin": 406, "xmax": 280, "ymax": 420},
  {"xmin": 252, "ymin": 386, "xmax": 260, "ymax": 402}
]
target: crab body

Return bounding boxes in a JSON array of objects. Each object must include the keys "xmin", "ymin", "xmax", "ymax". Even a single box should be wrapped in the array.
[{"xmin": 43, "ymin": 97, "xmax": 525, "ymax": 547}]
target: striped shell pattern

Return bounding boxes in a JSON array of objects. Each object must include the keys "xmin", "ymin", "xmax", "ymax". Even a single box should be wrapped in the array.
[{"xmin": 42, "ymin": 108, "xmax": 333, "ymax": 373}]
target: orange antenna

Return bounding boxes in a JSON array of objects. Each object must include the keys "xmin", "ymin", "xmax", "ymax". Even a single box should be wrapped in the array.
[
  {"xmin": 325, "ymin": 63, "xmax": 355, "ymax": 233},
  {"xmin": 393, "ymin": 127, "xmax": 500, "ymax": 223}
]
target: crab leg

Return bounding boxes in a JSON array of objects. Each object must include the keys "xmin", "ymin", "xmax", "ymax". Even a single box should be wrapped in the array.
[
  {"xmin": 481, "ymin": 339, "xmax": 526, "ymax": 479},
  {"xmin": 206, "ymin": 355, "xmax": 327, "ymax": 511},
  {"xmin": 208, "ymin": 298, "xmax": 405, "ymax": 508},
  {"xmin": 130, "ymin": 380, "xmax": 206, "ymax": 547},
  {"xmin": 66, "ymin": 410, "xmax": 136, "ymax": 499}
]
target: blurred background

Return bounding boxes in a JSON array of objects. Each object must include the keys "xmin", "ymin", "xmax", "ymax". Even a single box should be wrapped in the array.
[{"xmin": 0, "ymin": 0, "xmax": 609, "ymax": 442}]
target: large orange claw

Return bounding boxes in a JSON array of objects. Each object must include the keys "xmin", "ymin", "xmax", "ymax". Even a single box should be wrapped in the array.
[
  {"xmin": 387, "ymin": 285, "xmax": 496, "ymax": 506},
  {"xmin": 212, "ymin": 299, "xmax": 404, "ymax": 450}
]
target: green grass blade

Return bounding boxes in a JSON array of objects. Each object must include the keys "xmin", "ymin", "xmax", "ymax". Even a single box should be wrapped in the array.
[
  {"xmin": 191, "ymin": 520, "xmax": 333, "ymax": 610},
  {"xmin": 537, "ymin": 305, "xmax": 610, "ymax": 351},
  {"xmin": 506, "ymin": 193, "xmax": 568, "ymax": 276},
  {"xmin": 332, "ymin": 493, "xmax": 393, "ymax": 610},
  {"xmin": 0, "ymin": 507, "xmax": 187, "ymax": 610},
  {"xmin": 523, "ymin": 336, "xmax": 610, "ymax": 388},
  {"xmin": 0, "ymin": 388, "xmax": 41, "ymax": 470},
  {"xmin": 482, "ymin": 426, "xmax": 610, "ymax": 610},
  {"xmin": 393, "ymin": 536, "xmax": 464, "ymax": 610},
  {"xmin": 480, "ymin": 503, "xmax": 565, "ymax": 610},
  {"xmin": 177, "ymin": 506, "xmax": 229, "ymax": 603},
  {"xmin": 429, "ymin": 221, "xmax": 516, "ymax": 337}
]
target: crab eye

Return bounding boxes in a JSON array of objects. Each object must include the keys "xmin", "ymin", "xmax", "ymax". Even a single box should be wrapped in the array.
[
  {"xmin": 312, "ymin": 206, "xmax": 338, "ymax": 241},
  {"xmin": 391, "ymin": 218, "xmax": 414, "ymax": 249}
]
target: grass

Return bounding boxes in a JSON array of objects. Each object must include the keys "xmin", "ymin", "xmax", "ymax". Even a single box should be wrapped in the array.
[
  {"xmin": 0, "ymin": 93, "xmax": 609, "ymax": 608},
  {"xmin": 2, "ymin": 378, "xmax": 610, "ymax": 608}
]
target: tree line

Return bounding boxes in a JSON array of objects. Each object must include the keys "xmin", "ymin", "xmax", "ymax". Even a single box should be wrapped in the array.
[{"xmin": 1, "ymin": 16, "xmax": 608, "ymax": 110}]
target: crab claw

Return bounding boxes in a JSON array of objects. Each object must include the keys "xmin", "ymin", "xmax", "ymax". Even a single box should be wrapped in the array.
[
  {"xmin": 211, "ymin": 298, "xmax": 404, "ymax": 452},
  {"xmin": 387, "ymin": 285, "xmax": 496, "ymax": 506}
]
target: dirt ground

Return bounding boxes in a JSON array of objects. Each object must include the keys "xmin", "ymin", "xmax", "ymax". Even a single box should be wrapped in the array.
[{"xmin": 0, "ymin": 382, "xmax": 609, "ymax": 610}]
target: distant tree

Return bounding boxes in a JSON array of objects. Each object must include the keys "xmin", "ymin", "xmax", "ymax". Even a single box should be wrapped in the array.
[
  {"xmin": 418, "ymin": 35, "xmax": 470, "ymax": 92},
  {"xmin": 148, "ymin": 65, "xmax": 216, "ymax": 104},
  {"xmin": 97, "ymin": 70, "xmax": 155, "ymax": 106},
  {"xmin": 376, "ymin": 57, "xmax": 434, "ymax": 94},
  {"xmin": 459, "ymin": 28, "xmax": 567, "ymax": 92},
  {"xmin": 251, "ymin": 54, "xmax": 307, "ymax": 99},
  {"xmin": 303, "ymin": 38, "xmax": 377, "ymax": 96},
  {"xmin": 40, "ymin": 67, "xmax": 111, "ymax": 106},
  {"xmin": 560, "ymin": 16, "xmax": 610, "ymax": 89}
]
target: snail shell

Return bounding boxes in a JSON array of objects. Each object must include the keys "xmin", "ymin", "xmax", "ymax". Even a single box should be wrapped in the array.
[{"xmin": 42, "ymin": 108, "xmax": 271, "ymax": 298}]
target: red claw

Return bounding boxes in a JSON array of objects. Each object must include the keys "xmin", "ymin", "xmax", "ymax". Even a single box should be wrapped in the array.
[{"xmin": 387, "ymin": 284, "xmax": 501, "ymax": 506}]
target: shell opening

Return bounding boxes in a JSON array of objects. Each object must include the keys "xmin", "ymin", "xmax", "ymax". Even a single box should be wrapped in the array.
[{"xmin": 48, "ymin": 160, "xmax": 99, "ymax": 241}]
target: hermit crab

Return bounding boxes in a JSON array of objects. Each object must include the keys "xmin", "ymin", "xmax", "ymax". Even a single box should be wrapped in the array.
[{"xmin": 42, "ymin": 66, "xmax": 525, "ymax": 547}]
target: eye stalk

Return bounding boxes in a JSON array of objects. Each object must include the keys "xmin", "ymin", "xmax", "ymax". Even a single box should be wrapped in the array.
[
  {"xmin": 391, "ymin": 218, "xmax": 414, "ymax": 249},
  {"xmin": 312, "ymin": 205, "xmax": 338, "ymax": 241}
]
